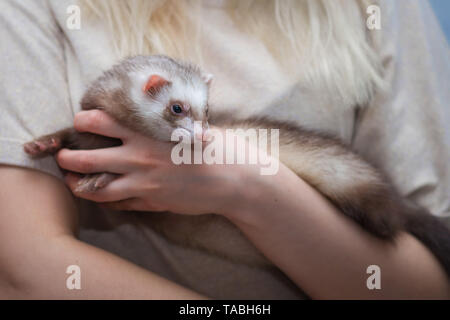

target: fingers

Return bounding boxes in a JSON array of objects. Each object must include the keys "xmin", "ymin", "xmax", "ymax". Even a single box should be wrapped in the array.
[
  {"xmin": 56, "ymin": 147, "xmax": 129, "ymax": 174},
  {"xmin": 64, "ymin": 173, "xmax": 165, "ymax": 211},
  {"xmin": 74, "ymin": 110, "xmax": 134, "ymax": 141},
  {"xmin": 100, "ymin": 199, "xmax": 146, "ymax": 211},
  {"xmin": 100, "ymin": 199, "xmax": 165, "ymax": 212}
]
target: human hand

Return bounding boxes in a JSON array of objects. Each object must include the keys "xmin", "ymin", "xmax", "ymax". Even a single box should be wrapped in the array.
[{"xmin": 56, "ymin": 110, "xmax": 261, "ymax": 215}]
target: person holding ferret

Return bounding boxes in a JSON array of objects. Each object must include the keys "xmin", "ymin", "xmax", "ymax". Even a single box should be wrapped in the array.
[{"xmin": 0, "ymin": 0, "xmax": 449, "ymax": 299}]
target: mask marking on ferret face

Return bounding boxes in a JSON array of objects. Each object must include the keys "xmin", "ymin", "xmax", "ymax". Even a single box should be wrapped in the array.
[
  {"xmin": 131, "ymin": 67, "xmax": 212, "ymax": 139},
  {"xmin": 169, "ymin": 101, "xmax": 190, "ymax": 116},
  {"xmin": 169, "ymin": 80, "xmax": 208, "ymax": 118},
  {"xmin": 162, "ymin": 100, "xmax": 190, "ymax": 128}
]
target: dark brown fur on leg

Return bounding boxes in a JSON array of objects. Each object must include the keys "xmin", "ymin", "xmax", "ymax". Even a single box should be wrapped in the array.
[
  {"xmin": 24, "ymin": 127, "xmax": 122, "ymax": 193},
  {"xmin": 24, "ymin": 127, "xmax": 122, "ymax": 158}
]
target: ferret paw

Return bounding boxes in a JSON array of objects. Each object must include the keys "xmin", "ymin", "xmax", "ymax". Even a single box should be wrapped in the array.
[
  {"xmin": 75, "ymin": 173, "xmax": 116, "ymax": 193},
  {"xmin": 24, "ymin": 136, "xmax": 62, "ymax": 158}
]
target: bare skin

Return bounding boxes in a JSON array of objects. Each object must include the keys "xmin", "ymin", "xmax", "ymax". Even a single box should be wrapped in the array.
[
  {"xmin": 0, "ymin": 166, "xmax": 205, "ymax": 299},
  {"xmin": 0, "ymin": 110, "xmax": 448, "ymax": 299},
  {"xmin": 51, "ymin": 110, "xmax": 449, "ymax": 299}
]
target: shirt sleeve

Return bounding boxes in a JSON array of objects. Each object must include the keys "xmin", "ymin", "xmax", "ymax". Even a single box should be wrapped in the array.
[
  {"xmin": 0, "ymin": 0, "xmax": 74, "ymax": 179},
  {"xmin": 352, "ymin": 0, "xmax": 450, "ymax": 222}
]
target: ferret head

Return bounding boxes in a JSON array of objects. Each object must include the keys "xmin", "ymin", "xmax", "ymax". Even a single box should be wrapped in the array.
[{"xmin": 126, "ymin": 56, "xmax": 213, "ymax": 142}]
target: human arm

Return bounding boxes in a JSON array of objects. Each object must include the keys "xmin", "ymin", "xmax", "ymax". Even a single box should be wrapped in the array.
[
  {"xmin": 56, "ymin": 111, "xmax": 450, "ymax": 299},
  {"xmin": 0, "ymin": 165, "xmax": 206, "ymax": 299},
  {"xmin": 224, "ymin": 163, "xmax": 450, "ymax": 299}
]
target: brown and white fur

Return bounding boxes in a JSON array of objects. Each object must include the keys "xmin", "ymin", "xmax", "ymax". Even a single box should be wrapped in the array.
[{"xmin": 24, "ymin": 55, "xmax": 450, "ymax": 275}]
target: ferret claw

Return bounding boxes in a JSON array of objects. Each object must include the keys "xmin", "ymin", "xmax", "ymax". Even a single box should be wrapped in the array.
[{"xmin": 24, "ymin": 136, "xmax": 61, "ymax": 158}]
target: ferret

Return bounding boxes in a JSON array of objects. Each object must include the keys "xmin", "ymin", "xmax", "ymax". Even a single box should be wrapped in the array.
[{"xmin": 24, "ymin": 55, "xmax": 450, "ymax": 276}]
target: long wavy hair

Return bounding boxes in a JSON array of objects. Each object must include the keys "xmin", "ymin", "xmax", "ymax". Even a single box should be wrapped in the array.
[{"xmin": 80, "ymin": 0, "xmax": 384, "ymax": 106}]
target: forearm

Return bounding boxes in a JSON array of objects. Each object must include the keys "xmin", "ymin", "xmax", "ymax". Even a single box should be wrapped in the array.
[
  {"xmin": 1, "ymin": 234, "xmax": 204, "ymax": 299},
  {"xmin": 226, "ymin": 164, "xmax": 450, "ymax": 299},
  {"xmin": 0, "ymin": 166, "xmax": 205, "ymax": 299}
]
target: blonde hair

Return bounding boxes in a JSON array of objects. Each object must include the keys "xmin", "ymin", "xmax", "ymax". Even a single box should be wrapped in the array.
[{"xmin": 81, "ymin": 0, "xmax": 384, "ymax": 106}]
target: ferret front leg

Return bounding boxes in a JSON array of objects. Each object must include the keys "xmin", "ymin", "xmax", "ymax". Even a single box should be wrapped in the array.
[
  {"xmin": 23, "ymin": 128, "xmax": 73, "ymax": 158},
  {"xmin": 75, "ymin": 172, "xmax": 117, "ymax": 193},
  {"xmin": 24, "ymin": 128, "xmax": 122, "ymax": 158}
]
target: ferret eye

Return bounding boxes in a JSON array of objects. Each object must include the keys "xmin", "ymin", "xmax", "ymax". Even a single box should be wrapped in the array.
[{"xmin": 171, "ymin": 104, "xmax": 183, "ymax": 115}]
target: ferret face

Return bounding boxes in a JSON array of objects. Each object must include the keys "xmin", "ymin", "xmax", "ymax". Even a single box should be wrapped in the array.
[{"xmin": 129, "ymin": 68, "xmax": 212, "ymax": 142}]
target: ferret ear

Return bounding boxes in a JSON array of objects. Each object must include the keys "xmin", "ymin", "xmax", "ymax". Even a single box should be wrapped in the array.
[
  {"xmin": 202, "ymin": 73, "xmax": 214, "ymax": 86},
  {"xmin": 143, "ymin": 75, "xmax": 171, "ymax": 95}
]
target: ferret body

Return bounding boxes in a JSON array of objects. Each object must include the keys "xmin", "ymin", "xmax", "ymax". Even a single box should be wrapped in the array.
[{"xmin": 25, "ymin": 55, "xmax": 450, "ymax": 276}]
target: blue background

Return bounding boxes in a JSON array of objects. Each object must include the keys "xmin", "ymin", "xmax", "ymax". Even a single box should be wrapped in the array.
[{"xmin": 430, "ymin": 0, "xmax": 450, "ymax": 42}]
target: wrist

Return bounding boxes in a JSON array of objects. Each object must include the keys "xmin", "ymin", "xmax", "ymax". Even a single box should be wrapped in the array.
[{"xmin": 221, "ymin": 163, "xmax": 300, "ymax": 225}]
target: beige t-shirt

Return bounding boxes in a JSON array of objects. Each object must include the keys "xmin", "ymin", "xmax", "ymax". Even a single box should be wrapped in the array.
[{"xmin": 0, "ymin": 0, "xmax": 449, "ymax": 299}]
